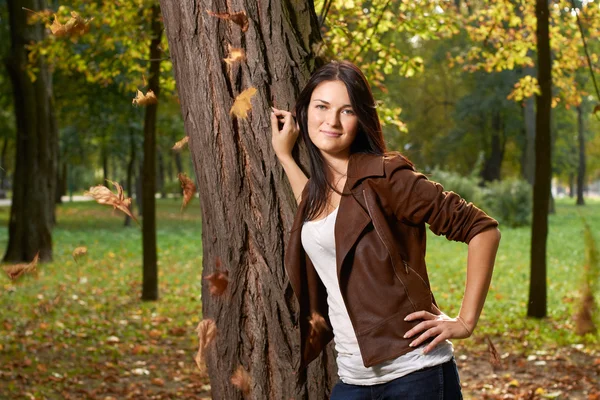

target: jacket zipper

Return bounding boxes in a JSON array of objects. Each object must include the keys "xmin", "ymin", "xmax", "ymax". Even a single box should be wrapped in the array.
[{"xmin": 362, "ymin": 189, "xmax": 416, "ymax": 311}]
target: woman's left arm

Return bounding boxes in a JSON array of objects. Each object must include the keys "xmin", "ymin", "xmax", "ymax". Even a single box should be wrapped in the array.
[{"xmin": 403, "ymin": 227, "xmax": 501, "ymax": 353}]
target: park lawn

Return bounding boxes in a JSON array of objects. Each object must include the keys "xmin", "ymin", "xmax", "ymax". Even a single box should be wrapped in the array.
[{"xmin": 0, "ymin": 197, "xmax": 599, "ymax": 399}]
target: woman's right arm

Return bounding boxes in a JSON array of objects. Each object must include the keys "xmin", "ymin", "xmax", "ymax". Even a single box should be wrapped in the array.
[{"xmin": 271, "ymin": 107, "xmax": 307, "ymax": 204}]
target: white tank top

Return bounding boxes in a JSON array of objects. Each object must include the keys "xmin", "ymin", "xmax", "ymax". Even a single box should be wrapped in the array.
[{"xmin": 301, "ymin": 206, "xmax": 454, "ymax": 385}]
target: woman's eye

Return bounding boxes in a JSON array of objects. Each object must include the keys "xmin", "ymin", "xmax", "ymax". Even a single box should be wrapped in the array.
[
  {"xmin": 343, "ymin": 109, "xmax": 355, "ymax": 115},
  {"xmin": 316, "ymin": 104, "xmax": 326, "ymax": 110}
]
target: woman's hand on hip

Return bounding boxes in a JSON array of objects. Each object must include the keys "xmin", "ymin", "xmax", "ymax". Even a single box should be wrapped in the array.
[
  {"xmin": 271, "ymin": 107, "xmax": 299, "ymax": 160},
  {"xmin": 403, "ymin": 310, "xmax": 473, "ymax": 354}
]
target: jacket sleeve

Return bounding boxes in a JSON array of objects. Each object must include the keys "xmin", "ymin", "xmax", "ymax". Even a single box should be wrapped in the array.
[{"xmin": 385, "ymin": 159, "xmax": 498, "ymax": 244}]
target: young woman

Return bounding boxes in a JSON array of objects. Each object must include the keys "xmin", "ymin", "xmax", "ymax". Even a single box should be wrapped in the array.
[{"xmin": 270, "ymin": 60, "xmax": 500, "ymax": 399}]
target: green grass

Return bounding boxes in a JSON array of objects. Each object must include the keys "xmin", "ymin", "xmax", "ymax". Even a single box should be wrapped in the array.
[
  {"xmin": 0, "ymin": 196, "xmax": 599, "ymax": 398},
  {"xmin": 427, "ymin": 197, "xmax": 600, "ymax": 352}
]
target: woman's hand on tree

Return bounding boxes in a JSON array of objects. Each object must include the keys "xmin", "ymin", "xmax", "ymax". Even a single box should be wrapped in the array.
[
  {"xmin": 403, "ymin": 310, "xmax": 473, "ymax": 354},
  {"xmin": 270, "ymin": 107, "xmax": 299, "ymax": 160}
]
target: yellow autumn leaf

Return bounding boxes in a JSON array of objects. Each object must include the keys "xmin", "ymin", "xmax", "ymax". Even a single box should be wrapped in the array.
[
  {"xmin": 178, "ymin": 173, "xmax": 196, "ymax": 211},
  {"xmin": 3, "ymin": 252, "xmax": 40, "ymax": 281},
  {"xmin": 132, "ymin": 89, "xmax": 158, "ymax": 106},
  {"xmin": 72, "ymin": 246, "xmax": 88, "ymax": 262},
  {"xmin": 84, "ymin": 180, "xmax": 138, "ymax": 223},
  {"xmin": 171, "ymin": 136, "xmax": 189, "ymax": 152},
  {"xmin": 224, "ymin": 45, "xmax": 246, "ymax": 65},
  {"xmin": 230, "ymin": 87, "xmax": 257, "ymax": 119},
  {"xmin": 206, "ymin": 10, "xmax": 249, "ymax": 32},
  {"xmin": 50, "ymin": 11, "xmax": 92, "ymax": 37}
]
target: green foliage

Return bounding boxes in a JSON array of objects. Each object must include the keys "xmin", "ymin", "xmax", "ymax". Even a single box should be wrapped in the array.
[
  {"xmin": 480, "ymin": 178, "xmax": 532, "ymax": 228},
  {"xmin": 431, "ymin": 168, "xmax": 532, "ymax": 228}
]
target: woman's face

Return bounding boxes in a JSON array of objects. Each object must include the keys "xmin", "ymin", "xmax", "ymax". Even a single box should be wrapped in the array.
[{"xmin": 307, "ymin": 80, "xmax": 359, "ymax": 160}]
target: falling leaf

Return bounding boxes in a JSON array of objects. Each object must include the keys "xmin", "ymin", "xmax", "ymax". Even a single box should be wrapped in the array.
[
  {"xmin": 84, "ymin": 180, "xmax": 137, "ymax": 223},
  {"xmin": 3, "ymin": 252, "xmax": 39, "ymax": 281},
  {"xmin": 224, "ymin": 45, "xmax": 246, "ymax": 65},
  {"xmin": 178, "ymin": 173, "xmax": 196, "ymax": 211},
  {"xmin": 132, "ymin": 89, "xmax": 158, "ymax": 106},
  {"xmin": 205, "ymin": 271, "xmax": 228, "ymax": 296},
  {"xmin": 593, "ymin": 104, "xmax": 600, "ymax": 115},
  {"xmin": 230, "ymin": 87, "xmax": 257, "ymax": 119},
  {"xmin": 206, "ymin": 10, "xmax": 249, "ymax": 32},
  {"xmin": 50, "ymin": 12, "xmax": 92, "ymax": 37},
  {"xmin": 72, "ymin": 246, "xmax": 87, "ymax": 262},
  {"xmin": 151, "ymin": 377, "xmax": 165, "ymax": 386},
  {"xmin": 171, "ymin": 136, "xmax": 189, "ymax": 152},
  {"xmin": 486, "ymin": 336, "xmax": 502, "ymax": 368},
  {"xmin": 307, "ymin": 312, "xmax": 328, "ymax": 348},
  {"xmin": 194, "ymin": 319, "xmax": 217, "ymax": 371},
  {"xmin": 230, "ymin": 366, "xmax": 252, "ymax": 395}
]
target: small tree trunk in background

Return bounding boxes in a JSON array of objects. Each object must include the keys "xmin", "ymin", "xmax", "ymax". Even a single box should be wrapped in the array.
[
  {"xmin": 136, "ymin": 160, "xmax": 143, "ymax": 215},
  {"xmin": 528, "ymin": 0, "xmax": 551, "ymax": 319},
  {"xmin": 158, "ymin": 150, "xmax": 166, "ymax": 198},
  {"xmin": 55, "ymin": 161, "xmax": 66, "ymax": 204},
  {"xmin": 576, "ymin": 104, "xmax": 585, "ymax": 206},
  {"xmin": 569, "ymin": 172, "xmax": 574, "ymax": 198},
  {"xmin": 102, "ymin": 144, "xmax": 108, "ymax": 184},
  {"xmin": 0, "ymin": 136, "xmax": 8, "ymax": 193},
  {"xmin": 4, "ymin": 0, "xmax": 58, "ymax": 262},
  {"xmin": 174, "ymin": 151, "xmax": 183, "ymax": 174},
  {"xmin": 522, "ymin": 91, "xmax": 536, "ymax": 185},
  {"xmin": 125, "ymin": 128, "xmax": 136, "ymax": 227},
  {"xmin": 160, "ymin": 0, "xmax": 337, "ymax": 398},
  {"xmin": 141, "ymin": 3, "xmax": 162, "ymax": 301},
  {"xmin": 481, "ymin": 111, "xmax": 504, "ymax": 182}
]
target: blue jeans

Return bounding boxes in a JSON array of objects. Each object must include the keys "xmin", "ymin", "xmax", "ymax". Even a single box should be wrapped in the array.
[{"xmin": 330, "ymin": 359, "xmax": 463, "ymax": 400}]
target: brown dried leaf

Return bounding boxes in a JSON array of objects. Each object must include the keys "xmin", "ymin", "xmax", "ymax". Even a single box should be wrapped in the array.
[
  {"xmin": 230, "ymin": 366, "xmax": 252, "ymax": 395},
  {"xmin": 3, "ymin": 252, "xmax": 39, "ymax": 281},
  {"xmin": 178, "ymin": 173, "xmax": 196, "ymax": 211},
  {"xmin": 205, "ymin": 271, "xmax": 229, "ymax": 296},
  {"xmin": 224, "ymin": 45, "xmax": 246, "ymax": 65},
  {"xmin": 171, "ymin": 136, "xmax": 189, "ymax": 152},
  {"xmin": 84, "ymin": 180, "xmax": 137, "ymax": 223},
  {"xmin": 308, "ymin": 312, "xmax": 328, "ymax": 348},
  {"xmin": 230, "ymin": 87, "xmax": 257, "ymax": 119},
  {"xmin": 206, "ymin": 10, "xmax": 249, "ymax": 32},
  {"xmin": 486, "ymin": 336, "xmax": 502, "ymax": 368},
  {"xmin": 72, "ymin": 246, "xmax": 88, "ymax": 262},
  {"xmin": 194, "ymin": 319, "xmax": 217, "ymax": 371},
  {"xmin": 50, "ymin": 12, "xmax": 92, "ymax": 37},
  {"xmin": 132, "ymin": 89, "xmax": 158, "ymax": 106},
  {"xmin": 574, "ymin": 291, "xmax": 597, "ymax": 336},
  {"xmin": 593, "ymin": 104, "xmax": 600, "ymax": 115}
]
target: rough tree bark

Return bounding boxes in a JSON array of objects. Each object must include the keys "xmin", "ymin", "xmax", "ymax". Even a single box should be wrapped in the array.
[
  {"xmin": 4, "ymin": 0, "xmax": 58, "ymax": 262},
  {"xmin": 528, "ymin": 0, "xmax": 552, "ymax": 319},
  {"xmin": 141, "ymin": 3, "xmax": 162, "ymax": 301},
  {"xmin": 159, "ymin": 0, "xmax": 337, "ymax": 398}
]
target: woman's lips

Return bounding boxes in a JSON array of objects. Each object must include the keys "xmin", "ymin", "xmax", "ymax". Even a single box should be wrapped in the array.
[{"xmin": 321, "ymin": 130, "xmax": 342, "ymax": 137}]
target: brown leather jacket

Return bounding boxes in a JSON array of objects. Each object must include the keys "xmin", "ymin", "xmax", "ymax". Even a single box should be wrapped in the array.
[{"xmin": 284, "ymin": 152, "xmax": 498, "ymax": 370}]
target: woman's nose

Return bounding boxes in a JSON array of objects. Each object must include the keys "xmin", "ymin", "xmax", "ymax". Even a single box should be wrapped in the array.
[{"xmin": 325, "ymin": 111, "xmax": 341, "ymax": 127}]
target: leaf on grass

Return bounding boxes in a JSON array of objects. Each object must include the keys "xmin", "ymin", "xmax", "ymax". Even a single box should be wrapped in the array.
[
  {"xmin": 205, "ymin": 271, "xmax": 228, "ymax": 296},
  {"xmin": 206, "ymin": 10, "xmax": 249, "ymax": 32},
  {"xmin": 486, "ymin": 336, "xmax": 502, "ymax": 368},
  {"xmin": 50, "ymin": 12, "xmax": 92, "ymax": 37},
  {"xmin": 194, "ymin": 319, "xmax": 217, "ymax": 371},
  {"xmin": 230, "ymin": 366, "xmax": 252, "ymax": 395},
  {"xmin": 72, "ymin": 246, "xmax": 88, "ymax": 262},
  {"xmin": 132, "ymin": 89, "xmax": 158, "ymax": 106},
  {"xmin": 307, "ymin": 312, "xmax": 328, "ymax": 348},
  {"xmin": 230, "ymin": 87, "xmax": 257, "ymax": 119},
  {"xmin": 224, "ymin": 45, "xmax": 246, "ymax": 65},
  {"xmin": 84, "ymin": 180, "xmax": 137, "ymax": 223},
  {"xmin": 3, "ymin": 252, "xmax": 39, "ymax": 281},
  {"xmin": 171, "ymin": 136, "xmax": 189, "ymax": 152},
  {"xmin": 178, "ymin": 173, "xmax": 196, "ymax": 211}
]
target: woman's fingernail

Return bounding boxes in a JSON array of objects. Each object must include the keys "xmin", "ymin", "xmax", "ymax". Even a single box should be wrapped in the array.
[
  {"xmin": 409, "ymin": 341, "xmax": 415, "ymax": 347},
  {"xmin": 403, "ymin": 334, "xmax": 407, "ymax": 338}
]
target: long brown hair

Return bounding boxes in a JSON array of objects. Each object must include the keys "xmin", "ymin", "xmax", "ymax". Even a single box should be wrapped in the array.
[{"xmin": 294, "ymin": 61, "xmax": 390, "ymax": 222}]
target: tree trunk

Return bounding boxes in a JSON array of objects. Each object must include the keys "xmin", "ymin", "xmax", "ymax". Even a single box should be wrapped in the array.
[
  {"xmin": 158, "ymin": 149, "xmax": 166, "ymax": 198},
  {"xmin": 528, "ymin": 0, "xmax": 551, "ymax": 319},
  {"xmin": 125, "ymin": 128, "xmax": 136, "ymax": 227},
  {"xmin": 55, "ymin": 161, "xmax": 66, "ymax": 204},
  {"xmin": 576, "ymin": 104, "xmax": 585, "ymax": 206},
  {"xmin": 0, "ymin": 136, "xmax": 8, "ymax": 193},
  {"xmin": 159, "ymin": 0, "xmax": 337, "ymax": 398},
  {"xmin": 141, "ymin": 3, "xmax": 162, "ymax": 301},
  {"xmin": 481, "ymin": 111, "xmax": 504, "ymax": 182},
  {"xmin": 522, "ymin": 96, "xmax": 536, "ymax": 184},
  {"xmin": 4, "ymin": 0, "xmax": 58, "ymax": 263}
]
